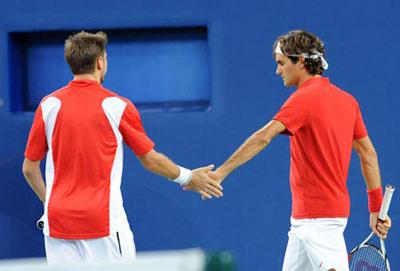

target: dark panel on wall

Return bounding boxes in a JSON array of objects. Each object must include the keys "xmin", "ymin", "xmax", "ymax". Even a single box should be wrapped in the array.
[{"xmin": 9, "ymin": 27, "xmax": 210, "ymax": 112}]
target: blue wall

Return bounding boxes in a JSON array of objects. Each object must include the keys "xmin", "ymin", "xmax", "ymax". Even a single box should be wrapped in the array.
[{"xmin": 1, "ymin": 0, "xmax": 399, "ymax": 270}]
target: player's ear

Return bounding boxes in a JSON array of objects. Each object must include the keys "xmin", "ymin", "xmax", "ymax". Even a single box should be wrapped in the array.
[
  {"xmin": 96, "ymin": 55, "xmax": 104, "ymax": 70},
  {"xmin": 298, "ymin": 56, "xmax": 306, "ymax": 69}
]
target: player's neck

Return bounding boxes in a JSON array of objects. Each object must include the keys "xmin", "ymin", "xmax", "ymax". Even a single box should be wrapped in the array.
[
  {"xmin": 297, "ymin": 74, "xmax": 320, "ymax": 88},
  {"xmin": 73, "ymin": 73, "xmax": 101, "ymax": 83}
]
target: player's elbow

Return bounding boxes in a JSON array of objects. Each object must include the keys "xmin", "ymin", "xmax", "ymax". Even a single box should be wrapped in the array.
[
  {"xmin": 359, "ymin": 147, "xmax": 378, "ymax": 165},
  {"xmin": 22, "ymin": 164, "xmax": 30, "ymax": 178},
  {"xmin": 138, "ymin": 149, "xmax": 160, "ymax": 172},
  {"xmin": 254, "ymin": 131, "xmax": 272, "ymax": 147},
  {"xmin": 22, "ymin": 159, "xmax": 37, "ymax": 179},
  {"xmin": 141, "ymin": 160, "xmax": 158, "ymax": 172},
  {"xmin": 139, "ymin": 155, "xmax": 154, "ymax": 171},
  {"xmin": 353, "ymin": 137, "xmax": 378, "ymax": 163},
  {"xmin": 262, "ymin": 135, "xmax": 272, "ymax": 146}
]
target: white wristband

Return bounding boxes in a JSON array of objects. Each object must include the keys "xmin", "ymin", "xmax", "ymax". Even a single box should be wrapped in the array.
[{"xmin": 172, "ymin": 166, "xmax": 192, "ymax": 186}]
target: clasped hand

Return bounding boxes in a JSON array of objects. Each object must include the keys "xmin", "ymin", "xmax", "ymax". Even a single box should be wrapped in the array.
[{"xmin": 183, "ymin": 165, "xmax": 225, "ymax": 200}]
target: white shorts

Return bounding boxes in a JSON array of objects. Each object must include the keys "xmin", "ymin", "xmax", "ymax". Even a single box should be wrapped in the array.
[
  {"xmin": 44, "ymin": 226, "xmax": 136, "ymax": 265},
  {"xmin": 282, "ymin": 217, "xmax": 349, "ymax": 271}
]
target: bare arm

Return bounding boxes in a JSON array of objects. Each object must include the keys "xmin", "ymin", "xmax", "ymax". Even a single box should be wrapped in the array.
[
  {"xmin": 352, "ymin": 136, "xmax": 381, "ymax": 189},
  {"xmin": 138, "ymin": 149, "xmax": 180, "ymax": 180},
  {"xmin": 22, "ymin": 158, "xmax": 46, "ymax": 203},
  {"xmin": 212, "ymin": 120, "xmax": 286, "ymax": 182},
  {"xmin": 137, "ymin": 149, "xmax": 223, "ymax": 198},
  {"xmin": 352, "ymin": 136, "xmax": 390, "ymax": 238}
]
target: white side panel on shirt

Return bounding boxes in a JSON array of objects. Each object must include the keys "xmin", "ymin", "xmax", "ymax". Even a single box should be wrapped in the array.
[
  {"xmin": 41, "ymin": 97, "xmax": 61, "ymax": 236},
  {"xmin": 102, "ymin": 97, "xmax": 130, "ymax": 233}
]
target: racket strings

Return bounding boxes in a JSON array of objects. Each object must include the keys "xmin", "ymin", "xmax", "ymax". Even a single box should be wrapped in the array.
[{"xmin": 349, "ymin": 245, "xmax": 386, "ymax": 271}]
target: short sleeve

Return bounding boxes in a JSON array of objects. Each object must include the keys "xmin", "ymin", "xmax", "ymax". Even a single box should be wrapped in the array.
[
  {"xmin": 353, "ymin": 104, "xmax": 368, "ymax": 140},
  {"xmin": 273, "ymin": 91, "xmax": 308, "ymax": 136},
  {"xmin": 24, "ymin": 104, "xmax": 48, "ymax": 160},
  {"xmin": 119, "ymin": 100, "xmax": 155, "ymax": 156}
]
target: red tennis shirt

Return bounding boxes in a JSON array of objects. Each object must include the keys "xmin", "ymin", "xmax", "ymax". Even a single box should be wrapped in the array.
[
  {"xmin": 25, "ymin": 80, "xmax": 154, "ymax": 239},
  {"xmin": 274, "ymin": 77, "xmax": 368, "ymax": 219}
]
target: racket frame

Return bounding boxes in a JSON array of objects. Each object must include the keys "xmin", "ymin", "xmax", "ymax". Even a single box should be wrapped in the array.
[{"xmin": 348, "ymin": 185, "xmax": 394, "ymax": 271}]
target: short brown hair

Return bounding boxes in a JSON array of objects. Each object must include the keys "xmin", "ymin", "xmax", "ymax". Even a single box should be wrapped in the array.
[
  {"xmin": 273, "ymin": 30, "xmax": 326, "ymax": 75},
  {"xmin": 64, "ymin": 31, "xmax": 108, "ymax": 75}
]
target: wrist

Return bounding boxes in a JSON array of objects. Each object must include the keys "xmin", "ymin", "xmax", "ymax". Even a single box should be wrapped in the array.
[
  {"xmin": 217, "ymin": 167, "xmax": 229, "ymax": 180},
  {"xmin": 171, "ymin": 166, "xmax": 192, "ymax": 186},
  {"xmin": 367, "ymin": 186, "xmax": 383, "ymax": 213}
]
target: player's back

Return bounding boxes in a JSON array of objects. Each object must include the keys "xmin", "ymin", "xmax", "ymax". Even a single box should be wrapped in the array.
[
  {"xmin": 288, "ymin": 77, "xmax": 366, "ymax": 218},
  {"xmin": 44, "ymin": 79, "xmax": 126, "ymax": 239},
  {"xmin": 303, "ymin": 78, "xmax": 359, "ymax": 177}
]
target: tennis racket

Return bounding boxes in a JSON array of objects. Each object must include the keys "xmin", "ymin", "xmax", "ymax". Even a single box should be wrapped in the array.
[{"xmin": 348, "ymin": 184, "xmax": 395, "ymax": 271}]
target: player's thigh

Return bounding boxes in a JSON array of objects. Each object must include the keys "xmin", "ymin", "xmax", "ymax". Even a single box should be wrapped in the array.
[
  {"xmin": 78, "ymin": 228, "xmax": 136, "ymax": 262},
  {"xmin": 304, "ymin": 220, "xmax": 349, "ymax": 271},
  {"xmin": 44, "ymin": 236, "xmax": 81, "ymax": 265},
  {"xmin": 45, "ymin": 227, "xmax": 135, "ymax": 264},
  {"xmin": 282, "ymin": 230, "xmax": 314, "ymax": 271}
]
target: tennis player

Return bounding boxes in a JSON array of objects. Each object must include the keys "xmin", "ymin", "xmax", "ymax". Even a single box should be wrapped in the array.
[
  {"xmin": 22, "ymin": 31, "xmax": 223, "ymax": 264},
  {"xmin": 204, "ymin": 30, "xmax": 391, "ymax": 270}
]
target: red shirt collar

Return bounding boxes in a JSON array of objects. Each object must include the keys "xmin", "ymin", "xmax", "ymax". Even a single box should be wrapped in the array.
[
  {"xmin": 68, "ymin": 79, "xmax": 101, "ymax": 87},
  {"xmin": 299, "ymin": 76, "xmax": 329, "ymax": 89}
]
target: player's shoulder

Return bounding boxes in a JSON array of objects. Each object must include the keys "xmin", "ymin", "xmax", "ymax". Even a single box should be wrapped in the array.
[
  {"xmin": 327, "ymin": 83, "xmax": 363, "ymax": 114},
  {"xmin": 101, "ymin": 88, "xmax": 128, "ymax": 103},
  {"xmin": 287, "ymin": 87, "xmax": 309, "ymax": 102},
  {"xmin": 331, "ymin": 83, "xmax": 359, "ymax": 105},
  {"xmin": 39, "ymin": 85, "xmax": 70, "ymax": 105},
  {"xmin": 100, "ymin": 87, "xmax": 138, "ymax": 110}
]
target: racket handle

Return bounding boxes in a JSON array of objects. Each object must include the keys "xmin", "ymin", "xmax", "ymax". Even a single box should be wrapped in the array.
[{"xmin": 378, "ymin": 184, "xmax": 395, "ymax": 221}]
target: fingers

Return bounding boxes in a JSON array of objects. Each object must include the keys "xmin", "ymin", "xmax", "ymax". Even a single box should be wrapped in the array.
[
  {"xmin": 199, "ymin": 178, "xmax": 223, "ymax": 198},
  {"xmin": 376, "ymin": 217, "xmax": 391, "ymax": 239},
  {"xmin": 194, "ymin": 164, "xmax": 215, "ymax": 172},
  {"xmin": 188, "ymin": 178, "xmax": 223, "ymax": 197},
  {"xmin": 371, "ymin": 224, "xmax": 383, "ymax": 238},
  {"xmin": 182, "ymin": 182, "xmax": 196, "ymax": 191},
  {"xmin": 208, "ymin": 179, "xmax": 223, "ymax": 191},
  {"xmin": 202, "ymin": 186, "xmax": 223, "ymax": 198},
  {"xmin": 384, "ymin": 216, "xmax": 392, "ymax": 227},
  {"xmin": 371, "ymin": 221, "xmax": 391, "ymax": 239},
  {"xmin": 182, "ymin": 182, "xmax": 222, "ymax": 199},
  {"xmin": 199, "ymin": 191, "xmax": 212, "ymax": 199},
  {"xmin": 201, "ymin": 164, "xmax": 215, "ymax": 171},
  {"xmin": 206, "ymin": 183, "xmax": 223, "ymax": 197},
  {"xmin": 183, "ymin": 164, "xmax": 226, "ymax": 199},
  {"xmin": 207, "ymin": 169, "xmax": 225, "ymax": 185},
  {"xmin": 208, "ymin": 171, "xmax": 221, "ymax": 182},
  {"xmin": 376, "ymin": 223, "xmax": 389, "ymax": 239},
  {"xmin": 370, "ymin": 212, "xmax": 391, "ymax": 239}
]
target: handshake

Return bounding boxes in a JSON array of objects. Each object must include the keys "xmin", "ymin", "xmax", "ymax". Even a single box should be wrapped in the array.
[{"xmin": 182, "ymin": 164, "xmax": 225, "ymax": 200}]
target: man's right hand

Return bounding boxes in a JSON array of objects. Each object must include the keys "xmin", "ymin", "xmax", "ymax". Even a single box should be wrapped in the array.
[
  {"xmin": 183, "ymin": 164, "xmax": 223, "ymax": 199},
  {"xmin": 199, "ymin": 167, "xmax": 227, "ymax": 200},
  {"xmin": 207, "ymin": 168, "xmax": 226, "ymax": 185}
]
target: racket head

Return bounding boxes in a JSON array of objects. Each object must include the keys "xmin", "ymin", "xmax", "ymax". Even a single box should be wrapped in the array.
[{"xmin": 349, "ymin": 243, "xmax": 389, "ymax": 271}]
